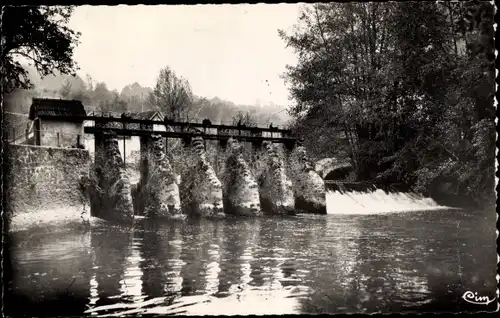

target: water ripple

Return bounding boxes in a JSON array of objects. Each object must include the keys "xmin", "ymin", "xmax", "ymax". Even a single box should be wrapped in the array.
[{"xmin": 6, "ymin": 209, "xmax": 497, "ymax": 315}]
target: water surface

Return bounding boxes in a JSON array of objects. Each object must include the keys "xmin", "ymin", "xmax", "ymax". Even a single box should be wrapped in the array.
[{"xmin": 5, "ymin": 208, "xmax": 497, "ymax": 316}]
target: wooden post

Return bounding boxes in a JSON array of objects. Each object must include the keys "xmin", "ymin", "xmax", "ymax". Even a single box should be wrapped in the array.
[
  {"xmin": 25, "ymin": 128, "xmax": 29, "ymax": 144},
  {"xmin": 57, "ymin": 132, "xmax": 60, "ymax": 147},
  {"xmin": 35, "ymin": 118, "xmax": 41, "ymax": 146},
  {"xmin": 77, "ymin": 135, "xmax": 81, "ymax": 148},
  {"xmin": 123, "ymin": 135, "xmax": 126, "ymax": 166},
  {"xmin": 122, "ymin": 121, "xmax": 126, "ymax": 166}
]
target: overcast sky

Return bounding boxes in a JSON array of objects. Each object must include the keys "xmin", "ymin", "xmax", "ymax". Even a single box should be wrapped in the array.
[{"xmin": 68, "ymin": 4, "xmax": 304, "ymax": 107}]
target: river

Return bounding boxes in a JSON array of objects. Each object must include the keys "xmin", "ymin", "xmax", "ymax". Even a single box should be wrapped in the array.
[{"xmin": 5, "ymin": 198, "xmax": 497, "ymax": 316}]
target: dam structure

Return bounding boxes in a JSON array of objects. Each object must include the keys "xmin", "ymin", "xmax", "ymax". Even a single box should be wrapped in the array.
[{"xmin": 5, "ymin": 98, "xmax": 327, "ymax": 228}]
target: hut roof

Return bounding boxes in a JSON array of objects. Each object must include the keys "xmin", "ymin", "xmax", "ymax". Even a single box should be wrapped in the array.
[
  {"xmin": 29, "ymin": 98, "xmax": 87, "ymax": 120},
  {"xmin": 130, "ymin": 110, "xmax": 164, "ymax": 121}
]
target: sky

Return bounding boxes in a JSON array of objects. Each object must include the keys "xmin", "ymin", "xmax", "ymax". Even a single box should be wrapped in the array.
[{"xmin": 68, "ymin": 4, "xmax": 304, "ymax": 107}]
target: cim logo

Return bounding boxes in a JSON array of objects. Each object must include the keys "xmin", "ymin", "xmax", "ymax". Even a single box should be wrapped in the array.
[{"xmin": 462, "ymin": 291, "xmax": 497, "ymax": 306}]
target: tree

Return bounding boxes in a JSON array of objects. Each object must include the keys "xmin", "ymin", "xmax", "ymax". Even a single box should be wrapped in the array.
[
  {"xmin": 59, "ymin": 78, "xmax": 72, "ymax": 99},
  {"xmin": 280, "ymin": 2, "xmax": 495, "ymax": 206},
  {"xmin": 232, "ymin": 111, "xmax": 257, "ymax": 127},
  {"xmin": 0, "ymin": 6, "xmax": 81, "ymax": 94},
  {"xmin": 279, "ymin": 3, "xmax": 397, "ymax": 174},
  {"xmin": 148, "ymin": 66, "xmax": 193, "ymax": 121}
]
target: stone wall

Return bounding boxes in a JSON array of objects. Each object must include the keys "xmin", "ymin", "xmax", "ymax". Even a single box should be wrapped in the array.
[
  {"xmin": 4, "ymin": 144, "xmax": 92, "ymax": 232},
  {"xmin": 39, "ymin": 119, "xmax": 84, "ymax": 148}
]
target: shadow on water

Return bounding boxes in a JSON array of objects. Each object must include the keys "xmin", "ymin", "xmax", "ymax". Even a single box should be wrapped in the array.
[
  {"xmin": 5, "ymin": 228, "xmax": 93, "ymax": 317},
  {"xmin": 5, "ymin": 207, "xmax": 497, "ymax": 316}
]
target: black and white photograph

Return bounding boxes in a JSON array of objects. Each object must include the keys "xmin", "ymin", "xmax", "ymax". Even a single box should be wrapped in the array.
[{"xmin": 1, "ymin": 2, "xmax": 497, "ymax": 316}]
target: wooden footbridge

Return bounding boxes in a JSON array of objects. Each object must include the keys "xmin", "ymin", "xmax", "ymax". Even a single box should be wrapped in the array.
[
  {"xmin": 65, "ymin": 112, "xmax": 299, "ymax": 149},
  {"xmin": 8, "ymin": 98, "xmax": 300, "ymax": 151}
]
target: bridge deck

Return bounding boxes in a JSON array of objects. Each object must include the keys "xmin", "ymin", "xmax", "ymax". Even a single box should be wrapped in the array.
[
  {"xmin": 84, "ymin": 126, "xmax": 297, "ymax": 143},
  {"xmin": 36, "ymin": 114, "xmax": 297, "ymax": 143},
  {"xmin": 40, "ymin": 115, "xmax": 292, "ymax": 134}
]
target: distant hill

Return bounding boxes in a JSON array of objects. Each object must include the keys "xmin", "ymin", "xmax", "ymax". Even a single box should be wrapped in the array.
[{"xmin": 4, "ymin": 64, "xmax": 291, "ymax": 129}]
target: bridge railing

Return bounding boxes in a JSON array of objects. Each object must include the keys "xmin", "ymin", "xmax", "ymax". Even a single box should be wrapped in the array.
[
  {"xmin": 37, "ymin": 113, "xmax": 299, "ymax": 144},
  {"xmin": 76, "ymin": 113, "xmax": 292, "ymax": 134},
  {"xmin": 86, "ymin": 110, "xmax": 289, "ymax": 130}
]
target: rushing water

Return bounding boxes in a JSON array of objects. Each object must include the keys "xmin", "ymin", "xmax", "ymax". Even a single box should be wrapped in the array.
[
  {"xmin": 5, "ymin": 194, "xmax": 497, "ymax": 316},
  {"xmin": 325, "ymin": 188, "xmax": 450, "ymax": 214}
]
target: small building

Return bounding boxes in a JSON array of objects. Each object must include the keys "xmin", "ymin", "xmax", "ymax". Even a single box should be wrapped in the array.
[
  {"xmin": 129, "ymin": 110, "xmax": 165, "ymax": 131},
  {"xmin": 29, "ymin": 98, "xmax": 87, "ymax": 148}
]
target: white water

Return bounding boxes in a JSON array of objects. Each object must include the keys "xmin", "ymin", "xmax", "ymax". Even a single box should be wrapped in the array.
[{"xmin": 326, "ymin": 188, "xmax": 451, "ymax": 215}]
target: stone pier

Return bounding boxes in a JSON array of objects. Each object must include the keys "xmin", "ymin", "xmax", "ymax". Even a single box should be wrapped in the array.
[
  {"xmin": 258, "ymin": 141, "xmax": 295, "ymax": 215},
  {"xmin": 93, "ymin": 132, "xmax": 134, "ymax": 223},
  {"xmin": 174, "ymin": 137, "xmax": 224, "ymax": 217},
  {"xmin": 222, "ymin": 138, "xmax": 262, "ymax": 216},
  {"xmin": 92, "ymin": 129, "xmax": 325, "ymax": 219},
  {"xmin": 288, "ymin": 145, "xmax": 326, "ymax": 214},
  {"xmin": 4, "ymin": 144, "xmax": 92, "ymax": 232},
  {"xmin": 139, "ymin": 135, "xmax": 185, "ymax": 220}
]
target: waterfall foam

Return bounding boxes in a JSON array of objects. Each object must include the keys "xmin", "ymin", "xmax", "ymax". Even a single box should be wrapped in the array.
[{"xmin": 326, "ymin": 186, "xmax": 451, "ymax": 215}]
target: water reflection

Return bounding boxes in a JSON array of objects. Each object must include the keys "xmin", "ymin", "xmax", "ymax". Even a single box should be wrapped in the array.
[
  {"xmin": 6, "ymin": 209, "xmax": 497, "ymax": 316},
  {"xmin": 345, "ymin": 215, "xmax": 432, "ymax": 313},
  {"xmin": 90, "ymin": 226, "xmax": 132, "ymax": 308},
  {"xmin": 138, "ymin": 221, "xmax": 167, "ymax": 299},
  {"xmin": 179, "ymin": 220, "xmax": 210, "ymax": 296},
  {"xmin": 204, "ymin": 221, "xmax": 223, "ymax": 295},
  {"xmin": 119, "ymin": 232, "xmax": 145, "ymax": 302},
  {"xmin": 217, "ymin": 218, "xmax": 260, "ymax": 295},
  {"xmin": 163, "ymin": 224, "xmax": 185, "ymax": 301}
]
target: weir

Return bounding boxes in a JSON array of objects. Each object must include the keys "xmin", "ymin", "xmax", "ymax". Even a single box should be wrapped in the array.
[
  {"xmin": 4, "ymin": 98, "xmax": 454, "ymax": 232},
  {"xmin": 85, "ymin": 114, "xmax": 328, "ymax": 221},
  {"xmin": 7, "ymin": 99, "xmax": 331, "ymax": 226},
  {"xmin": 324, "ymin": 182, "xmax": 448, "ymax": 215},
  {"xmin": 84, "ymin": 112, "xmax": 329, "ymax": 222}
]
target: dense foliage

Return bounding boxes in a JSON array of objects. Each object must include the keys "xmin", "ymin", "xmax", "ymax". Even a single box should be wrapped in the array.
[
  {"xmin": 0, "ymin": 6, "xmax": 80, "ymax": 94},
  {"xmin": 280, "ymin": 2, "xmax": 495, "ymax": 206}
]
